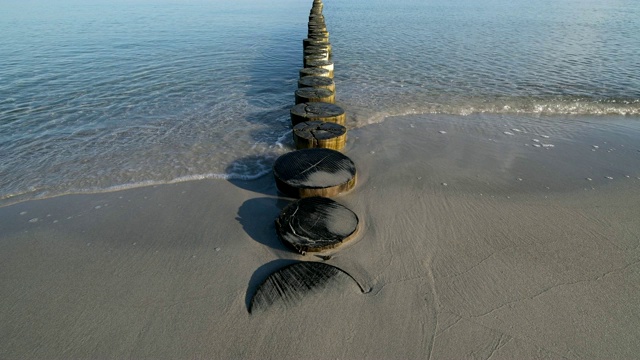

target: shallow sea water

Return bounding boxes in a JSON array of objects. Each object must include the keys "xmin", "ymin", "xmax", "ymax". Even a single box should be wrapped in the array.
[{"xmin": 1, "ymin": 0, "xmax": 639, "ymax": 205}]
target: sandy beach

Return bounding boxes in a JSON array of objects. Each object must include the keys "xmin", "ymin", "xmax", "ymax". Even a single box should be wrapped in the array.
[{"xmin": 1, "ymin": 114, "xmax": 639, "ymax": 359}]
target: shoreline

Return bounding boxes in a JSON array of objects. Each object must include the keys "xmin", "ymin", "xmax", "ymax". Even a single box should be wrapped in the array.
[
  {"xmin": 1, "ymin": 114, "xmax": 640, "ymax": 358},
  {"xmin": 2, "ymin": 112, "xmax": 639, "ymax": 209}
]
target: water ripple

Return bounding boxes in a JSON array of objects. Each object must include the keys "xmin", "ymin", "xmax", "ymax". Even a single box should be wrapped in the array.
[{"xmin": 1, "ymin": 0, "xmax": 639, "ymax": 205}]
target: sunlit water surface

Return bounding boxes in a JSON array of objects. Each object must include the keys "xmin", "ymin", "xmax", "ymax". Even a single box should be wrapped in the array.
[{"xmin": 1, "ymin": 0, "xmax": 638, "ymax": 205}]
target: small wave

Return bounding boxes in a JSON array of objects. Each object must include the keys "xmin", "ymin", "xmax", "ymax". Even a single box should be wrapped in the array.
[
  {"xmin": 0, "ymin": 168, "xmax": 274, "ymax": 208},
  {"xmin": 344, "ymin": 97, "xmax": 640, "ymax": 129}
]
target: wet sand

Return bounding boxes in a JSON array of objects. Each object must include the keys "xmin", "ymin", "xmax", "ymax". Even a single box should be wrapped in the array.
[{"xmin": 1, "ymin": 114, "xmax": 639, "ymax": 359}]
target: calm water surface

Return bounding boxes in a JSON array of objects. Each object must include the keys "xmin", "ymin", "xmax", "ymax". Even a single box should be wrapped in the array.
[{"xmin": 1, "ymin": 0, "xmax": 639, "ymax": 205}]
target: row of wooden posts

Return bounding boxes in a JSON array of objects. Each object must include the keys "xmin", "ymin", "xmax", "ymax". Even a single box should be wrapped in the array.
[
  {"xmin": 249, "ymin": 0, "xmax": 365, "ymax": 313},
  {"xmin": 272, "ymin": 0, "xmax": 360, "ymax": 255}
]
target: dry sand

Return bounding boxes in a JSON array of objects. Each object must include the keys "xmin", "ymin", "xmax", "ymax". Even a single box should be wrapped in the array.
[{"xmin": 1, "ymin": 114, "xmax": 639, "ymax": 359}]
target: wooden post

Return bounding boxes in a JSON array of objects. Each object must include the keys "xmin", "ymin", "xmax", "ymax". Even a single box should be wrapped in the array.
[
  {"xmin": 273, "ymin": 148, "xmax": 357, "ymax": 198},
  {"xmin": 275, "ymin": 197, "xmax": 359, "ymax": 254},
  {"xmin": 305, "ymin": 45, "xmax": 332, "ymax": 58},
  {"xmin": 308, "ymin": 27, "xmax": 327, "ymax": 34},
  {"xmin": 308, "ymin": 34, "xmax": 329, "ymax": 42},
  {"xmin": 305, "ymin": 59, "xmax": 334, "ymax": 78},
  {"xmin": 310, "ymin": 5, "xmax": 323, "ymax": 15},
  {"xmin": 308, "ymin": 29, "xmax": 329, "ymax": 36},
  {"xmin": 298, "ymin": 75, "xmax": 335, "ymax": 92},
  {"xmin": 304, "ymin": 38, "xmax": 331, "ymax": 52},
  {"xmin": 304, "ymin": 48, "xmax": 329, "ymax": 59},
  {"xmin": 295, "ymin": 87, "xmax": 335, "ymax": 104},
  {"xmin": 308, "ymin": 22, "xmax": 326, "ymax": 28},
  {"xmin": 293, "ymin": 120, "xmax": 347, "ymax": 150},
  {"xmin": 304, "ymin": 54, "xmax": 329, "ymax": 66},
  {"xmin": 290, "ymin": 102, "xmax": 346, "ymax": 126},
  {"xmin": 299, "ymin": 67, "xmax": 332, "ymax": 79}
]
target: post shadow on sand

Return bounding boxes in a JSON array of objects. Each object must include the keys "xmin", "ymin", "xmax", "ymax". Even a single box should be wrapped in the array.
[{"xmin": 236, "ymin": 196, "xmax": 292, "ymax": 252}]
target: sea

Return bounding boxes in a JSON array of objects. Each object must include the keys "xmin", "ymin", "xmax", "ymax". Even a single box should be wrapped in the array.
[{"xmin": 1, "ymin": 0, "xmax": 639, "ymax": 206}]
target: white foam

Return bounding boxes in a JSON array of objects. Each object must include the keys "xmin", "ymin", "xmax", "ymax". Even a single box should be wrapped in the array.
[
  {"xmin": 504, "ymin": 131, "xmax": 515, "ymax": 136},
  {"xmin": 275, "ymin": 130, "xmax": 292, "ymax": 149}
]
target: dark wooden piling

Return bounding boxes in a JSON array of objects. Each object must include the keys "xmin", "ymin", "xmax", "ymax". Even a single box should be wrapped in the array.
[
  {"xmin": 304, "ymin": 59, "xmax": 334, "ymax": 78},
  {"xmin": 305, "ymin": 45, "xmax": 332, "ymax": 59},
  {"xmin": 293, "ymin": 120, "xmax": 347, "ymax": 150},
  {"xmin": 299, "ymin": 67, "xmax": 332, "ymax": 79},
  {"xmin": 275, "ymin": 197, "xmax": 359, "ymax": 254},
  {"xmin": 304, "ymin": 48, "xmax": 329, "ymax": 59},
  {"xmin": 304, "ymin": 54, "xmax": 329, "ymax": 66},
  {"xmin": 273, "ymin": 148, "xmax": 357, "ymax": 198},
  {"xmin": 304, "ymin": 39, "xmax": 332, "ymax": 53},
  {"xmin": 295, "ymin": 87, "xmax": 335, "ymax": 104},
  {"xmin": 290, "ymin": 102, "xmax": 346, "ymax": 126},
  {"xmin": 298, "ymin": 76, "xmax": 335, "ymax": 92}
]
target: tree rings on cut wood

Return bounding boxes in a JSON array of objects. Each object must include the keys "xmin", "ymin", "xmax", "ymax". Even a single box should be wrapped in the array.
[
  {"xmin": 273, "ymin": 148, "xmax": 357, "ymax": 198},
  {"xmin": 295, "ymin": 87, "xmax": 335, "ymax": 104},
  {"xmin": 290, "ymin": 102, "xmax": 346, "ymax": 126},
  {"xmin": 293, "ymin": 121, "xmax": 346, "ymax": 150},
  {"xmin": 298, "ymin": 76, "xmax": 335, "ymax": 92},
  {"xmin": 300, "ymin": 67, "xmax": 332, "ymax": 79},
  {"xmin": 276, "ymin": 197, "xmax": 359, "ymax": 254}
]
